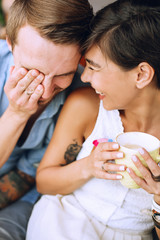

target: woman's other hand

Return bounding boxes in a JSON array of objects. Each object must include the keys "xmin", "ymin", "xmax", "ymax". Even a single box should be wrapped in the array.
[{"xmin": 127, "ymin": 148, "xmax": 160, "ymax": 203}]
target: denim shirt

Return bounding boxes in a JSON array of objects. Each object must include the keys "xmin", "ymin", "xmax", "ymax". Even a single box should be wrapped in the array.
[{"xmin": 0, "ymin": 39, "xmax": 85, "ymax": 203}]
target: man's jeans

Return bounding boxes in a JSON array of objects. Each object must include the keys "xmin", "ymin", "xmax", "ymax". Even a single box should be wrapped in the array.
[{"xmin": 0, "ymin": 200, "xmax": 33, "ymax": 240}]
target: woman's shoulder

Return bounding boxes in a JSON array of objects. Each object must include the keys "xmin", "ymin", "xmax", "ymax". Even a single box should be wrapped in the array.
[
  {"xmin": 66, "ymin": 86, "xmax": 99, "ymax": 105},
  {"xmin": 61, "ymin": 86, "xmax": 99, "ymax": 128},
  {"xmin": 66, "ymin": 86, "xmax": 99, "ymax": 115},
  {"xmin": 63, "ymin": 86, "xmax": 100, "ymax": 138}
]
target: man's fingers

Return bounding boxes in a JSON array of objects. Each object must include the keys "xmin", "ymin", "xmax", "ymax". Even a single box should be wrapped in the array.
[
  {"xmin": 6, "ymin": 68, "xmax": 28, "ymax": 89},
  {"xmin": 29, "ymin": 85, "xmax": 44, "ymax": 103},
  {"xmin": 17, "ymin": 70, "xmax": 40, "ymax": 92},
  {"xmin": 24, "ymin": 73, "xmax": 44, "ymax": 95}
]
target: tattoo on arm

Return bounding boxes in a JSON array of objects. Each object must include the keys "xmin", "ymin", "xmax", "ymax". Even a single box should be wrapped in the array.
[
  {"xmin": 64, "ymin": 139, "xmax": 82, "ymax": 164},
  {"xmin": 0, "ymin": 169, "xmax": 35, "ymax": 209}
]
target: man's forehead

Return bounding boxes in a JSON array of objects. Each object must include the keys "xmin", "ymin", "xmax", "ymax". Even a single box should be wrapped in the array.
[
  {"xmin": 18, "ymin": 26, "xmax": 79, "ymax": 53},
  {"xmin": 19, "ymin": 57, "xmax": 78, "ymax": 76},
  {"xmin": 15, "ymin": 25, "xmax": 81, "ymax": 75},
  {"xmin": 16, "ymin": 48, "xmax": 79, "ymax": 76}
]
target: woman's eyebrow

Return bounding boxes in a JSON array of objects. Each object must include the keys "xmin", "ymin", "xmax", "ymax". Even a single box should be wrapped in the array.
[{"xmin": 86, "ymin": 58, "xmax": 101, "ymax": 68}]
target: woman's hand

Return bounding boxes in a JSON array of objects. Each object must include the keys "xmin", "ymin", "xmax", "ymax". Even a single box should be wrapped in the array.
[
  {"xmin": 86, "ymin": 140, "xmax": 125, "ymax": 180},
  {"xmin": 126, "ymin": 148, "xmax": 160, "ymax": 203},
  {"xmin": 4, "ymin": 66, "xmax": 44, "ymax": 120}
]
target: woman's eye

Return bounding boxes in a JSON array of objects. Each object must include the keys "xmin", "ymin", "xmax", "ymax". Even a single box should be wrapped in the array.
[{"xmin": 88, "ymin": 66, "xmax": 94, "ymax": 70}]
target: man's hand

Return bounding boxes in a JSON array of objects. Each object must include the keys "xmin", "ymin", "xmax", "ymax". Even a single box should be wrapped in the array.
[{"xmin": 4, "ymin": 66, "xmax": 44, "ymax": 120}]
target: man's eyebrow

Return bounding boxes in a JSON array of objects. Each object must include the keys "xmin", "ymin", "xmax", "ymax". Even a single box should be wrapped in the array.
[
  {"xmin": 86, "ymin": 58, "xmax": 101, "ymax": 68},
  {"xmin": 21, "ymin": 66, "xmax": 76, "ymax": 77},
  {"xmin": 54, "ymin": 71, "xmax": 76, "ymax": 77}
]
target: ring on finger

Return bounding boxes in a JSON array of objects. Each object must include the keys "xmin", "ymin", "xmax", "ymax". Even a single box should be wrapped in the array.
[
  {"xmin": 151, "ymin": 173, "xmax": 160, "ymax": 182},
  {"xmin": 151, "ymin": 162, "xmax": 160, "ymax": 182},
  {"xmin": 25, "ymin": 89, "xmax": 34, "ymax": 96},
  {"xmin": 20, "ymin": 85, "xmax": 27, "ymax": 92}
]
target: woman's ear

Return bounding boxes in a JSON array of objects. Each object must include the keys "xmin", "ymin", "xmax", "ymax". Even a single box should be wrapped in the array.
[
  {"xmin": 136, "ymin": 62, "xmax": 155, "ymax": 89},
  {"xmin": 6, "ymin": 36, "xmax": 12, "ymax": 52}
]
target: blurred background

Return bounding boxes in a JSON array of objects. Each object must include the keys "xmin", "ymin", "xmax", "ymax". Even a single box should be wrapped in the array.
[
  {"xmin": 0, "ymin": 0, "xmax": 15, "ymax": 38},
  {"xmin": 89, "ymin": 0, "xmax": 115, "ymax": 12},
  {"xmin": 0, "ymin": 0, "xmax": 5, "ymax": 26}
]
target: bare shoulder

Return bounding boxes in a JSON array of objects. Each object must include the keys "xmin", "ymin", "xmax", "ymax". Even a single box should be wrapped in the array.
[
  {"xmin": 66, "ymin": 86, "xmax": 99, "ymax": 114},
  {"xmin": 59, "ymin": 86, "xmax": 99, "ymax": 137},
  {"xmin": 63, "ymin": 87, "xmax": 100, "ymax": 138}
]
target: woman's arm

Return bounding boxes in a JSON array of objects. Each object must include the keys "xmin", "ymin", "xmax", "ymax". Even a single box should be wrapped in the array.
[
  {"xmin": 36, "ymin": 87, "xmax": 99, "ymax": 195},
  {"xmin": 36, "ymin": 87, "xmax": 125, "ymax": 195}
]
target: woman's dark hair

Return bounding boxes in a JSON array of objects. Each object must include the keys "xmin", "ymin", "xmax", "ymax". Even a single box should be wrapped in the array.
[{"xmin": 86, "ymin": 0, "xmax": 160, "ymax": 88}]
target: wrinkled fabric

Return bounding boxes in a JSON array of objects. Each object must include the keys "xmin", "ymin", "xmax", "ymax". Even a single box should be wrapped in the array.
[
  {"xmin": 27, "ymin": 194, "xmax": 153, "ymax": 240},
  {"xmin": 27, "ymin": 101, "xmax": 154, "ymax": 240}
]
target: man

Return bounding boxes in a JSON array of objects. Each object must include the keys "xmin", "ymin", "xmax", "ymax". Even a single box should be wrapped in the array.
[{"xmin": 0, "ymin": 0, "xmax": 93, "ymax": 239}]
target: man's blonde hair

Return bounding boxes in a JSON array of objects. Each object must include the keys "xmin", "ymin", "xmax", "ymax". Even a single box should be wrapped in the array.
[{"xmin": 6, "ymin": 0, "xmax": 93, "ymax": 52}]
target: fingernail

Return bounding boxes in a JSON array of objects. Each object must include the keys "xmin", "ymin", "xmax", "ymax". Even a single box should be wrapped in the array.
[
  {"xmin": 117, "ymin": 175, "xmax": 122, "ymax": 179},
  {"xmin": 108, "ymin": 139, "xmax": 113, "ymax": 142},
  {"xmin": 20, "ymin": 68, "xmax": 27, "ymax": 75},
  {"xmin": 93, "ymin": 140, "xmax": 99, "ymax": 147},
  {"xmin": 37, "ymin": 74, "xmax": 44, "ymax": 80},
  {"xmin": 127, "ymin": 168, "xmax": 130, "ymax": 173},
  {"xmin": 116, "ymin": 152, "xmax": 123, "ymax": 158},
  {"xmin": 32, "ymin": 70, "xmax": 38, "ymax": 77},
  {"xmin": 132, "ymin": 155, "xmax": 137, "ymax": 162},
  {"xmin": 119, "ymin": 166, "xmax": 125, "ymax": 171},
  {"xmin": 138, "ymin": 148, "xmax": 144, "ymax": 155},
  {"xmin": 37, "ymin": 85, "xmax": 43, "ymax": 91},
  {"xmin": 113, "ymin": 143, "xmax": 119, "ymax": 149}
]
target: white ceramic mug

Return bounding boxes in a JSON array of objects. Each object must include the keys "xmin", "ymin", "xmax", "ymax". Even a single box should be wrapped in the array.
[{"xmin": 115, "ymin": 132, "xmax": 160, "ymax": 189}]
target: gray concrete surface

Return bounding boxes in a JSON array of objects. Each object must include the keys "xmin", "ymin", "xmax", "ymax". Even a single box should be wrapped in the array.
[{"xmin": 89, "ymin": 0, "xmax": 115, "ymax": 12}]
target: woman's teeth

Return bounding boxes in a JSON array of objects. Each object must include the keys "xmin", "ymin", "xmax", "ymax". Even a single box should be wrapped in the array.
[{"xmin": 96, "ymin": 90, "xmax": 104, "ymax": 96}]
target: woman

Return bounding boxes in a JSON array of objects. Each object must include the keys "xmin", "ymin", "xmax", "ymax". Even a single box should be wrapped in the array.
[{"xmin": 27, "ymin": 0, "xmax": 160, "ymax": 239}]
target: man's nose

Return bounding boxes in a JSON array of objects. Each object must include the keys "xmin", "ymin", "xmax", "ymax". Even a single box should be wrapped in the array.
[{"xmin": 40, "ymin": 81, "xmax": 53, "ymax": 98}]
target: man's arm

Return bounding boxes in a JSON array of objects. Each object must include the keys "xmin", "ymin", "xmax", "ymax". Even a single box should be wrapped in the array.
[{"xmin": 0, "ymin": 67, "xmax": 44, "ymax": 167}]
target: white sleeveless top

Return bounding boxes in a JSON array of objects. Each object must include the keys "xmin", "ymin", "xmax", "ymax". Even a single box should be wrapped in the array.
[{"xmin": 74, "ymin": 101, "xmax": 153, "ymax": 232}]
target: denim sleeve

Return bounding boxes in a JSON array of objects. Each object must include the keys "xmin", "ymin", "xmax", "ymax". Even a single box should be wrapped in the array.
[
  {"xmin": 17, "ymin": 120, "xmax": 54, "ymax": 177},
  {"xmin": 17, "ymin": 146, "xmax": 47, "ymax": 177}
]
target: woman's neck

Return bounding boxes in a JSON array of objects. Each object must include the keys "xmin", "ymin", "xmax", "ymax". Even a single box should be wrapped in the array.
[{"xmin": 121, "ymin": 86, "xmax": 160, "ymax": 138}]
